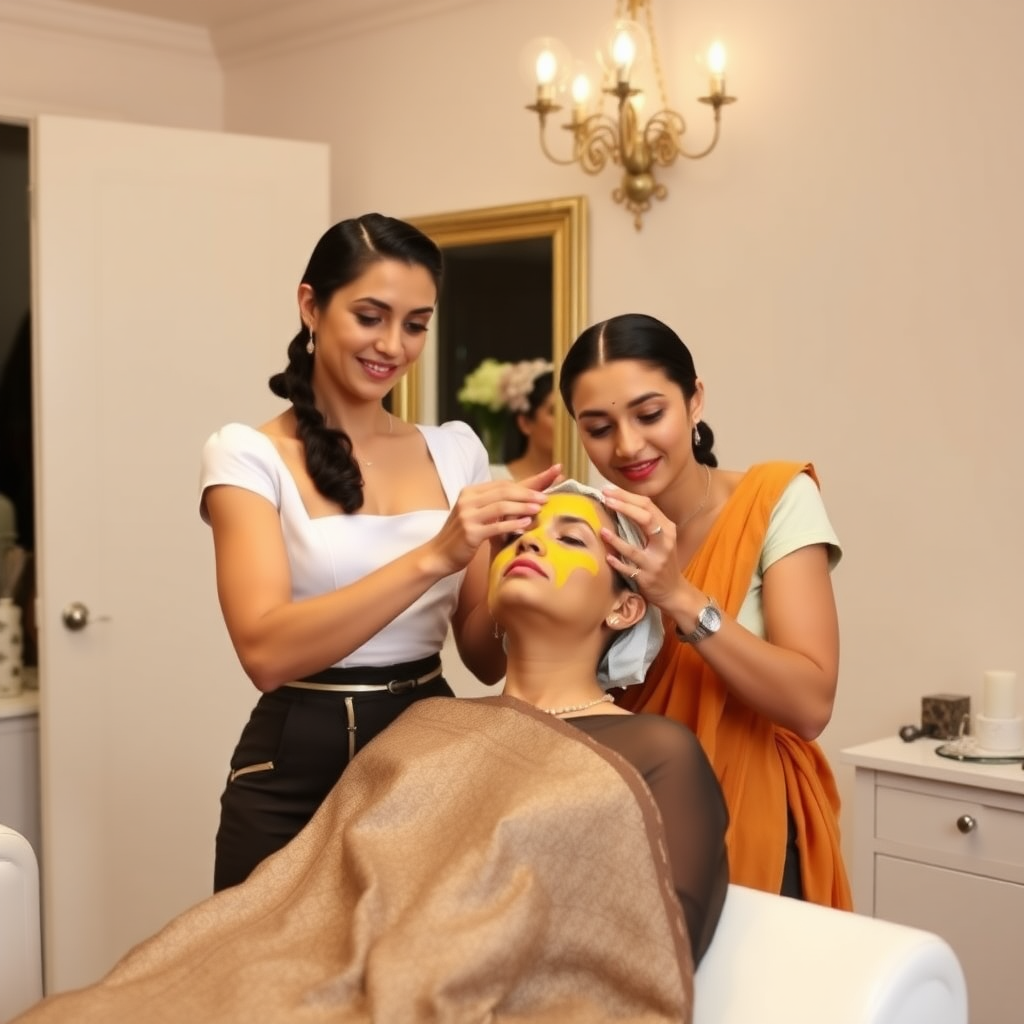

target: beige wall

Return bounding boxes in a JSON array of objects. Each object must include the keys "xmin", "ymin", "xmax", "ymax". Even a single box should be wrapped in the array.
[
  {"xmin": 0, "ymin": 0, "xmax": 222, "ymax": 126},
  {"xmin": 1, "ymin": 0, "xmax": 1022, "ymax": 866},
  {"xmin": 222, "ymin": 0, "xmax": 1024, "ymax": 847}
]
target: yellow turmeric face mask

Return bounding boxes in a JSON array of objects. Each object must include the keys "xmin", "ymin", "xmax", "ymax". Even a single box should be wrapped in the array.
[{"xmin": 489, "ymin": 493, "xmax": 604, "ymax": 600}]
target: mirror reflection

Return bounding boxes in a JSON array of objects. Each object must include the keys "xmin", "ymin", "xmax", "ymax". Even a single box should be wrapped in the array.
[{"xmin": 394, "ymin": 196, "xmax": 589, "ymax": 481}]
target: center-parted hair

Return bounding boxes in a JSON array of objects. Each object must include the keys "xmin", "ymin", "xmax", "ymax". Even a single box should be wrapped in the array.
[
  {"xmin": 268, "ymin": 214, "xmax": 443, "ymax": 512},
  {"xmin": 558, "ymin": 313, "xmax": 718, "ymax": 468}
]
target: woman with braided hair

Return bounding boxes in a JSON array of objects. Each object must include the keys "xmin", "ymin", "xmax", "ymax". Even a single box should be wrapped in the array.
[{"xmin": 199, "ymin": 214, "xmax": 558, "ymax": 891}]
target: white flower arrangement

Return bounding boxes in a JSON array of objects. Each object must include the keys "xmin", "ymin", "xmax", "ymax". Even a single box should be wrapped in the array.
[
  {"xmin": 456, "ymin": 358, "xmax": 508, "ymax": 413},
  {"xmin": 457, "ymin": 357, "xmax": 553, "ymax": 461},
  {"xmin": 458, "ymin": 358, "xmax": 553, "ymax": 416},
  {"xmin": 498, "ymin": 358, "xmax": 553, "ymax": 415}
]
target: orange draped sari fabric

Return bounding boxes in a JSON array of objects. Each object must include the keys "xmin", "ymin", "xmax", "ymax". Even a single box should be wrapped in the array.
[{"xmin": 620, "ymin": 461, "xmax": 852, "ymax": 910}]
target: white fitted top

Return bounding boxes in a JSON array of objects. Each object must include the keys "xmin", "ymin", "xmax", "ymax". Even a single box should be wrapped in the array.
[{"xmin": 199, "ymin": 420, "xmax": 489, "ymax": 668}]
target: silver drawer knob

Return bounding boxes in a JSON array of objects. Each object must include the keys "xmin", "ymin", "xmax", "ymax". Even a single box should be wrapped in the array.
[{"xmin": 955, "ymin": 814, "xmax": 976, "ymax": 834}]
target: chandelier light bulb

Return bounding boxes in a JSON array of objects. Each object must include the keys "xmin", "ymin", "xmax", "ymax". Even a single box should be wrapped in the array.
[
  {"xmin": 571, "ymin": 72, "xmax": 592, "ymax": 105},
  {"xmin": 521, "ymin": 36, "xmax": 571, "ymax": 105},
  {"xmin": 602, "ymin": 17, "xmax": 647, "ymax": 85},
  {"xmin": 536, "ymin": 49, "xmax": 558, "ymax": 86},
  {"xmin": 612, "ymin": 30, "xmax": 636, "ymax": 72},
  {"xmin": 707, "ymin": 41, "xmax": 726, "ymax": 73}
]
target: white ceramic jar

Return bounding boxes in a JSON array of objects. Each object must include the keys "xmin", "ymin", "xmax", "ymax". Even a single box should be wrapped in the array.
[{"xmin": 0, "ymin": 597, "xmax": 23, "ymax": 698}]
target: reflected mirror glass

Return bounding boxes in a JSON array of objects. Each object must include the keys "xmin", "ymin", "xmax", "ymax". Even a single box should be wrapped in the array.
[{"xmin": 392, "ymin": 196, "xmax": 589, "ymax": 481}]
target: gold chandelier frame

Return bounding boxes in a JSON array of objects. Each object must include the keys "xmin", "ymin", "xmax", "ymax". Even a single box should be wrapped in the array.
[{"xmin": 525, "ymin": 0, "xmax": 736, "ymax": 228}]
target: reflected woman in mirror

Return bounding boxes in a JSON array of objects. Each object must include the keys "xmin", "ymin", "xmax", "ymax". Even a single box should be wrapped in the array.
[
  {"xmin": 558, "ymin": 313, "xmax": 851, "ymax": 910},
  {"xmin": 489, "ymin": 361, "xmax": 555, "ymax": 482},
  {"xmin": 199, "ymin": 214, "xmax": 559, "ymax": 892}
]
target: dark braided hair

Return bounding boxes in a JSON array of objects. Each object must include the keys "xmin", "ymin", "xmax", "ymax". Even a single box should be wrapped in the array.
[
  {"xmin": 268, "ymin": 214, "xmax": 443, "ymax": 513},
  {"xmin": 558, "ymin": 313, "xmax": 718, "ymax": 468},
  {"xmin": 502, "ymin": 370, "xmax": 554, "ymax": 462}
]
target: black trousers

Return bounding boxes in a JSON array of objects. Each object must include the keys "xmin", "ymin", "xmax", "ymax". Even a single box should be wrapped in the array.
[{"xmin": 213, "ymin": 659, "xmax": 451, "ymax": 892}]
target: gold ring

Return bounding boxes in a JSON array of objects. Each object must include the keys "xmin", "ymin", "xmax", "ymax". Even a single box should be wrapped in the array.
[
  {"xmin": 650, "ymin": 525, "xmax": 663, "ymax": 536},
  {"xmin": 629, "ymin": 567, "xmax": 641, "ymax": 581}
]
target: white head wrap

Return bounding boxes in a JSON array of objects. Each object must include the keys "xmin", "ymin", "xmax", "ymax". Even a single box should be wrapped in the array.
[{"xmin": 545, "ymin": 479, "xmax": 665, "ymax": 690}]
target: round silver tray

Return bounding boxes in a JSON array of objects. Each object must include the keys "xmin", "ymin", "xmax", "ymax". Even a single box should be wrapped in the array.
[{"xmin": 935, "ymin": 742, "xmax": 1024, "ymax": 765}]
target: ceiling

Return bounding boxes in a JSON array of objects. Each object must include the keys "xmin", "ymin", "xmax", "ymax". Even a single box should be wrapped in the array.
[
  {"xmin": 67, "ymin": 1, "xmax": 306, "ymax": 29},
  {"xmin": 60, "ymin": 0, "xmax": 463, "ymax": 61}
]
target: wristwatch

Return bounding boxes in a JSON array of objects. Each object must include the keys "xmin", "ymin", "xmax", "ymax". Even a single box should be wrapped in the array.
[{"xmin": 675, "ymin": 597, "xmax": 722, "ymax": 644}]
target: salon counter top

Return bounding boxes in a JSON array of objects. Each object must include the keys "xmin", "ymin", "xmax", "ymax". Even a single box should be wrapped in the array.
[{"xmin": 841, "ymin": 735, "xmax": 1024, "ymax": 796}]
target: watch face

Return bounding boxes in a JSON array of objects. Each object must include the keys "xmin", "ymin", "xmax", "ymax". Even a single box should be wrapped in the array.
[{"xmin": 699, "ymin": 605, "xmax": 722, "ymax": 633}]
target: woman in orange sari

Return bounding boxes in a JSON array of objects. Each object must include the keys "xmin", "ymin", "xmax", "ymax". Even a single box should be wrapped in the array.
[{"xmin": 558, "ymin": 313, "xmax": 851, "ymax": 909}]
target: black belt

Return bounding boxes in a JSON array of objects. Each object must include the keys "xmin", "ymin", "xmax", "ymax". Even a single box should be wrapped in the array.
[{"xmin": 282, "ymin": 654, "xmax": 442, "ymax": 695}]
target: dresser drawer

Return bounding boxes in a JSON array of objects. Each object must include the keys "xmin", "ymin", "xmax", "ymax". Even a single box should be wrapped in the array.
[{"xmin": 875, "ymin": 783, "xmax": 1024, "ymax": 871}]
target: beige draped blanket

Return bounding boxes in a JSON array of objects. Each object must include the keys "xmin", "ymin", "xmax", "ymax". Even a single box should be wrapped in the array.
[{"xmin": 17, "ymin": 696, "xmax": 693, "ymax": 1023}]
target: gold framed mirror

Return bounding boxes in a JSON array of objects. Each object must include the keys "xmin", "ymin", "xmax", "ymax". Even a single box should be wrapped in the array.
[{"xmin": 392, "ymin": 196, "xmax": 589, "ymax": 481}]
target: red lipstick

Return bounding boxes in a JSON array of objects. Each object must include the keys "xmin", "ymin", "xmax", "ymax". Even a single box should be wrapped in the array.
[{"xmin": 617, "ymin": 458, "xmax": 660, "ymax": 482}]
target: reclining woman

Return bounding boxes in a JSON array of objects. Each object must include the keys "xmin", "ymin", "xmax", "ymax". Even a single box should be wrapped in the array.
[
  {"xmin": 491, "ymin": 478, "xmax": 730, "ymax": 970},
  {"xmin": 14, "ymin": 483, "xmax": 728, "ymax": 1024}
]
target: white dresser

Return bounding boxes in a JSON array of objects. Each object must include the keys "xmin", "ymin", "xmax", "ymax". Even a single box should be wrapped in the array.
[{"xmin": 841, "ymin": 736, "xmax": 1024, "ymax": 1024}]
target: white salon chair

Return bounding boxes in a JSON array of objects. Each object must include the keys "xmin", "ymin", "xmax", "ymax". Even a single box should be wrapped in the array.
[
  {"xmin": 0, "ymin": 840, "xmax": 967, "ymax": 1024},
  {"xmin": 0, "ymin": 824, "xmax": 43, "ymax": 1022},
  {"xmin": 694, "ymin": 884, "xmax": 967, "ymax": 1024}
]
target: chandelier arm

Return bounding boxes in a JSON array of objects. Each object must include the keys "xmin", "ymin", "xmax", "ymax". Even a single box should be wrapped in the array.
[
  {"xmin": 643, "ymin": 109, "xmax": 685, "ymax": 167},
  {"xmin": 535, "ymin": 112, "xmax": 622, "ymax": 173},
  {"xmin": 617, "ymin": 94, "xmax": 642, "ymax": 170},
  {"xmin": 536, "ymin": 114, "xmax": 584, "ymax": 167},
  {"xmin": 577, "ymin": 117, "xmax": 620, "ymax": 175},
  {"xmin": 674, "ymin": 107, "xmax": 724, "ymax": 161}
]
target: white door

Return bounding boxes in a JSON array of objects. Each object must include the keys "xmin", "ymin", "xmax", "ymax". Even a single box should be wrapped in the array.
[{"xmin": 31, "ymin": 115, "xmax": 328, "ymax": 993}]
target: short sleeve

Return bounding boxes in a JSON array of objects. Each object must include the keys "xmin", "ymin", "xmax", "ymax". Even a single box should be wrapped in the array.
[
  {"xmin": 198, "ymin": 423, "xmax": 280, "ymax": 524},
  {"xmin": 760, "ymin": 471, "xmax": 842, "ymax": 572},
  {"xmin": 436, "ymin": 420, "xmax": 491, "ymax": 486}
]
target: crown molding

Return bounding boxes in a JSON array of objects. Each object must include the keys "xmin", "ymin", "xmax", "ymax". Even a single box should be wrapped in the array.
[
  {"xmin": 213, "ymin": 0, "xmax": 483, "ymax": 67},
  {"xmin": 0, "ymin": 0, "xmax": 214, "ymax": 61}
]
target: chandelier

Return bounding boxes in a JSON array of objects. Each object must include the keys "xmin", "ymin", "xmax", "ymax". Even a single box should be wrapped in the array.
[{"xmin": 523, "ymin": 0, "xmax": 736, "ymax": 229}]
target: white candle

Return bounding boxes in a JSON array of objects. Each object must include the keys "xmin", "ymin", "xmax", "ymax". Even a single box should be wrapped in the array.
[
  {"xmin": 570, "ymin": 72, "xmax": 591, "ymax": 124},
  {"xmin": 612, "ymin": 29, "xmax": 636, "ymax": 85},
  {"xmin": 982, "ymin": 669, "xmax": 1018, "ymax": 720},
  {"xmin": 535, "ymin": 49, "xmax": 557, "ymax": 104},
  {"xmin": 707, "ymin": 41, "xmax": 727, "ymax": 98}
]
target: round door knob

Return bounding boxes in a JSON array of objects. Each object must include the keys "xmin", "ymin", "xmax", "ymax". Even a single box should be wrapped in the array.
[
  {"xmin": 62, "ymin": 602, "xmax": 90, "ymax": 631},
  {"xmin": 956, "ymin": 814, "xmax": 976, "ymax": 834}
]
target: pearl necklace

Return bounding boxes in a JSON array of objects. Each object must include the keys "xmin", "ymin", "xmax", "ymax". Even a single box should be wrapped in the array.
[{"xmin": 540, "ymin": 693, "xmax": 614, "ymax": 716}]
